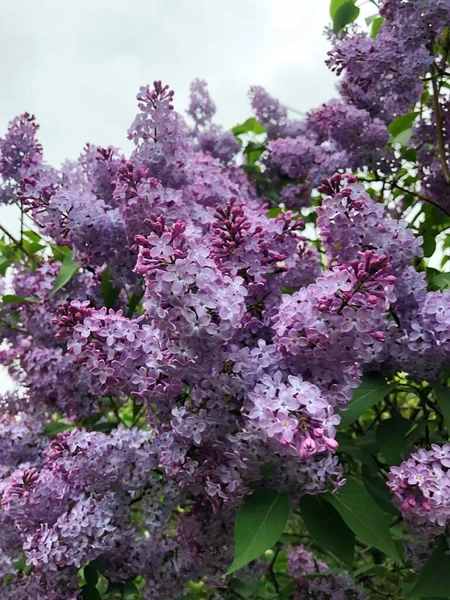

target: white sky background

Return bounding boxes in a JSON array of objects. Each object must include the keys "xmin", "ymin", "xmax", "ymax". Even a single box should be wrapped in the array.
[
  {"xmin": 0, "ymin": 0, "xmax": 344, "ymax": 234},
  {"xmin": 0, "ymin": 0, "xmax": 376, "ymax": 392}
]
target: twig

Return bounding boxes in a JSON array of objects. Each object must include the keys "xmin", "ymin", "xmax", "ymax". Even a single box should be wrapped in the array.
[
  {"xmin": 20, "ymin": 200, "xmax": 24, "ymax": 245},
  {"xmin": 431, "ymin": 64, "xmax": 450, "ymax": 184},
  {"xmin": 0, "ymin": 223, "xmax": 31, "ymax": 257},
  {"xmin": 267, "ymin": 548, "xmax": 281, "ymax": 594},
  {"xmin": 0, "ymin": 317, "xmax": 27, "ymax": 334},
  {"xmin": 391, "ymin": 183, "xmax": 450, "ymax": 217},
  {"xmin": 284, "ymin": 105, "xmax": 306, "ymax": 117}
]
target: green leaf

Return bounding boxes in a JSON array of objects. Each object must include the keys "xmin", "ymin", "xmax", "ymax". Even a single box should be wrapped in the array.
[
  {"xmin": 127, "ymin": 290, "xmax": 144, "ymax": 318},
  {"xmin": 435, "ymin": 386, "xmax": 450, "ymax": 429},
  {"xmin": 232, "ymin": 117, "xmax": 266, "ymax": 137},
  {"xmin": 330, "ymin": 0, "xmax": 360, "ymax": 33},
  {"xmin": 423, "ymin": 229, "xmax": 437, "ymax": 258},
  {"xmin": 330, "ymin": 0, "xmax": 349, "ymax": 18},
  {"xmin": 362, "ymin": 469, "xmax": 400, "ymax": 516},
  {"xmin": 80, "ymin": 412, "xmax": 104, "ymax": 427},
  {"xmin": 82, "ymin": 586, "xmax": 101, "ymax": 600},
  {"xmin": 0, "ymin": 256, "xmax": 12, "ymax": 275},
  {"xmin": 376, "ymin": 416, "xmax": 427, "ymax": 465},
  {"xmin": 101, "ymin": 269, "xmax": 121, "ymax": 309},
  {"xmin": 92, "ymin": 421, "xmax": 119, "ymax": 433},
  {"xmin": 299, "ymin": 494, "xmax": 354, "ymax": 570},
  {"xmin": 365, "ymin": 14, "xmax": 377, "ymax": 26},
  {"xmin": 51, "ymin": 244, "xmax": 72, "ymax": 261},
  {"xmin": 51, "ymin": 252, "xmax": 79, "ymax": 296},
  {"xmin": 244, "ymin": 141, "xmax": 266, "ymax": 164},
  {"xmin": 434, "ymin": 272, "xmax": 450, "ymax": 289},
  {"xmin": 226, "ymin": 490, "xmax": 290, "ymax": 575},
  {"xmin": 326, "ymin": 478, "xmax": 401, "ymax": 561},
  {"xmin": 408, "ymin": 536, "xmax": 450, "ymax": 598},
  {"xmin": 268, "ymin": 207, "xmax": 283, "ymax": 219},
  {"xmin": 124, "ymin": 581, "xmax": 140, "ymax": 598},
  {"xmin": 392, "ymin": 128, "xmax": 413, "ymax": 146},
  {"xmin": 388, "ymin": 112, "xmax": 420, "ymax": 138},
  {"xmin": 402, "ymin": 148, "xmax": 417, "ymax": 162},
  {"xmin": 84, "ymin": 564, "xmax": 98, "ymax": 587},
  {"xmin": 339, "ymin": 373, "xmax": 395, "ymax": 427},
  {"xmin": 336, "ymin": 433, "xmax": 378, "ymax": 473},
  {"xmin": 2, "ymin": 294, "xmax": 40, "ymax": 304},
  {"xmin": 371, "ymin": 16, "xmax": 384, "ymax": 37},
  {"xmin": 354, "ymin": 564, "xmax": 389, "ymax": 578},
  {"xmin": 22, "ymin": 230, "xmax": 41, "ymax": 242},
  {"xmin": 22, "ymin": 240, "xmax": 45, "ymax": 255},
  {"xmin": 43, "ymin": 421, "xmax": 73, "ymax": 436}
]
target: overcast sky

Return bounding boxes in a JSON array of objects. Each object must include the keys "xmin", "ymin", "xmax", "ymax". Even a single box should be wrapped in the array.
[
  {"xmin": 0, "ymin": 0, "xmax": 346, "ymax": 388},
  {"xmin": 0, "ymin": 0, "xmax": 347, "ymax": 233},
  {"xmin": 1, "ymin": 0, "xmax": 338, "ymax": 163}
]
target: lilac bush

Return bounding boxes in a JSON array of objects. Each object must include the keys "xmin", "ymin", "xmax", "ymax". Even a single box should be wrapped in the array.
[{"xmin": 0, "ymin": 0, "xmax": 450, "ymax": 598}]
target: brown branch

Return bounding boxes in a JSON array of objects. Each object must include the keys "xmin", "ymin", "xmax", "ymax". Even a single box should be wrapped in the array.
[
  {"xmin": 0, "ymin": 222, "xmax": 31, "ymax": 257},
  {"xmin": 0, "ymin": 317, "xmax": 27, "ymax": 334},
  {"xmin": 431, "ymin": 64, "xmax": 450, "ymax": 184},
  {"xmin": 391, "ymin": 183, "xmax": 450, "ymax": 217}
]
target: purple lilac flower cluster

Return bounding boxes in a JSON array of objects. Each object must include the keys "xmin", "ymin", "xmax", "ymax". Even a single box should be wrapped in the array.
[
  {"xmin": 287, "ymin": 545, "xmax": 367, "ymax": 600},
  {"xmin": 248, "ymin": 87, "xmax": 394, "ymax": 208},
  {"xmin": 327, "ymin": 0, "xmax": 450, "ymax": 122},
  {"xmin": 0, "ymin": 113, "xmax": 43, "ymax": 204},
  {"xmin": 0, "ymin": 66, "xmax": 443, "ymax": 595},
  {"xmin": 388, "ymin": 444, "xmax": 450, "ymax": 537}
]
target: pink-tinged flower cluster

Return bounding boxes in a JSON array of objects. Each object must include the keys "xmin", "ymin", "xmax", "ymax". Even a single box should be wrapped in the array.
[
  {"xmin": 57, "ymin": 303, "xmax": 166, "ymax": 400},
  {"xmin": 135, "ymin": 214, "xmax": 247, "ymax": 338},
  {"xmin": 316, "ymin": 174, "xmax": 423, "ymax": 278},
  {"xmin": 245, "ymin": 372, "xmax": 339, "ymax": 459},
  {"xmin": 388, "ymin": 444, "xmax": 450, "ymax": 535},
  {"xmin": 273, "ymin": 250, "xmax": 396, "ymax": 407}
]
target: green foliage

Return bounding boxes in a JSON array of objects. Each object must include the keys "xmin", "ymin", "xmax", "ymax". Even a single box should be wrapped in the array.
[
  {"xmin": 434, "ymin": 272, "xmax": 450, "ymax": 289},
  {"xmin": 51, "ymin": 250, "xmax": 80, "ymax": 295},
  {"xmin": 330, "ymin": 0, "xmax": 360, "ymax": 33},
  {"xmin": 2, "ymin": 294, "xmax": 39, "ymax": 304},
  {"xmin": 371, "ymin": 16, "xmax": 384, "ymax": 38},
  {"xmin": 101, "ymin": 268, "xmax": 121, "ymax": 309},
  {"xmin": 388, "ymin": 112, "xmax": 420, "ymax": 138},
  {"xmin": 232, "ymin": 117, "xmax": 266, "ymax": 138},
  {"xmin": 338, "ymin": 373, "xmax": 395, "ymax": 427},
  {"xmin": 376, "ymin": 416, "xmax": 427, "ymax": 465},
  {"xmin": 326, "ymin": 478, "xmax": 401, "ymax": 561},
  {"xmin": 336, "ymin": 432, "xmax": 378, "ymax": 473},
  {"xmin": 388, "ymin": 111, "xmax": 420, "ymax": 146},
  {"xmin": 82, "ymin": 587, "xmax": 101, "ymax": 600},
  {"xmin": 408, "ymin": 536, "xmax": 450, "ymax": 598},
  {"xmin": 84, "ymin": 563, "xmax": 99, "ymax": 587},
  {"xmin": 299, "ymin": 495, "xmax": 355, "ymax": 570},
  {"xmin": 434, "ymin": 385, "xmax": 450, "ymax": 429},
  {"xmin": 362, "ymin": 470, "xmax": 400, "ymax": 516},
  {"xmin": 226, "ymin": 490, "xmax": 290, "ymax": 575},
  {"xmin": 43, "ymin": 420, "xmax": 73, "ymax": 436}
]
